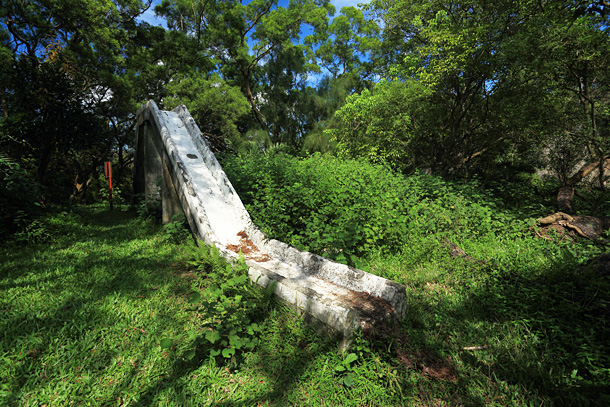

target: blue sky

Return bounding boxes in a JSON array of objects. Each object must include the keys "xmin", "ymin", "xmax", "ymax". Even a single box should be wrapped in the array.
[
  {"xmin": 138, "ymin": 0, "xmax": 165, "ymax": 28},
  {"xmin": 138, "ymin": 0, "xmax": 372, "ymax": 28}
]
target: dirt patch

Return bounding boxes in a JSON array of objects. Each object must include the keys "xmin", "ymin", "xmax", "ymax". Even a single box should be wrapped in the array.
[
  {"xmin": 424, "ymin": 282, "xmax": 452, "ymax": 294},
  {"xmin": 441, "ymin": 238, "xmax": 489, "ymax": 268},
  {"xmin": 363, "ymin": 322, "xmax": 457, "ymax": 383},
  {"xmin": 170, "ymin": 262, "xmax": 198, "ymax": 279},
  {"xmin": 398, "ymin": 347, "xmax": 457, "ymax": 382},
  {"xmin": 226, "ymin": 231, "xmax": 272, "ymax": 262},
  {"xmin": 536, "ymin": 223, "xmax": 579, "ymax": 241}
]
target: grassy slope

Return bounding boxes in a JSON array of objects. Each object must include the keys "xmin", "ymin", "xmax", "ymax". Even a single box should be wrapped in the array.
[
  {"xmin": 0, "ymin": 206, "xmax": 403, "ymax": 406},
  {"xmin": 222, "ymin": 153, "xmax": 610, "ymax": 406},
  {"xmin": 1, "ymin": 201, "xmax": 609, "ymax": 406}
]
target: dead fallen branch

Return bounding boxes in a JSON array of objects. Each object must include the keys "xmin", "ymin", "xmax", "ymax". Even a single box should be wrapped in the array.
[
  {"xmin": 537, "ymin": 213, "xmax": 610, "ymax": 243},
  {"xmin": 462, "ymin": 345, "xmax": 488, "ymax": 351}
]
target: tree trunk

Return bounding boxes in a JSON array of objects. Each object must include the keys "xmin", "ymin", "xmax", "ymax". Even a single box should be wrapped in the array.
[
  {"xmin": 1, "ymin": 89, "xmax": 7, "ymax": 118},
  {"xmin": 598, "ymin": 151, "xmax": 606, "ymax": 191},
  {"xmin": 557, "ymin": 186, "xmax": 575, "ymax": 213},
  {"xmin": 557, "ymin": 155, "xmax": 610, "ymax": 213},
  {"xmin": 116, "ymin": 142, "xmax": 123, "ymax": 193},
  {"xmin": 241, "ymin": 68, "xmax": 268, "ymax": 131},
  {"xmin": 36, "ymin": 142, "xmax": 54, "ymax": 184}
]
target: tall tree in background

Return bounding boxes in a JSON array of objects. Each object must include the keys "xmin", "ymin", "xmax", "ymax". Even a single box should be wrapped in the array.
[
  {"xmin": 332, "ymin": 0, "xmax": 610, "ymax": 198},
  {"xmin": 300, "ymin": 5, "xmax": 380, "ymax": 153},
  {"xmin": 333, "ymin": 0, "xmax": 542, "ymax": 174},
  {"xmin": 534, "ymin": 2, "xmax": 610, "ymax": 211},
  {"xmin": 156, "ymin": 0, "xmax": 334, "ymax": 144},
  {"xmin": 0, "ymin": 0, "xmax": 152, "ymax": 200},
  {"xmin": 307, "ymin": 6, "xmax": 380, "ymax": 79}
]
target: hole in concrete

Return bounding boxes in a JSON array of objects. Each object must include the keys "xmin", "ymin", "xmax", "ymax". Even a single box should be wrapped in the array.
[{"xmin": 186, "ymin": 154, "xmax": 198, "ymax": 159}]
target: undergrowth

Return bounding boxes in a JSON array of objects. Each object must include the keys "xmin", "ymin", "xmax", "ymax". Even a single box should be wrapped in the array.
[
  {"xmin": 0, "ymin": 205, "xmax": 402, "ymax": 406},
  {"xmin": 2, "ymin": 149, "xmax": 609, "ymax": 405},
  {"xmin": 223, "ymin": 152, "xmax": 555, "ymax": 267},
  {"xmin": 161, "ymin": 244, "xmax": 276, "ymax": 361},
  {"xmin": 223, "ymin": 151, "xmax": 610, "ymax": 405}
]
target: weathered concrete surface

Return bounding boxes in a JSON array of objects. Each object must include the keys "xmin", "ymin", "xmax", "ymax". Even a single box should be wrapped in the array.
[{"xmin": 134, "ymin": 100, "xmax": 407, "ymax": 345}]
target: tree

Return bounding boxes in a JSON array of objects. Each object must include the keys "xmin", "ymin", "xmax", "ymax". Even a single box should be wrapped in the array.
[
  {"xmin": 340, "ymin": 0, "xmax": 610, "ymax": 198},
  {"xmin": 0, "ymin": 0, "xmax": 152, "ymax": 199},
  {"xmin": 301, "ymin": 73, "xmax": 366, "ymax": 154},
  {"xmin": 536, "ymin": 5, "xmax": 610, "ymax": 210},
  {"xmin": 306, "ymin": 6, "xmax": 380, "ymax": 79},
  {"xmin": 156, "ymin": 0, "xmax": 334, "ymax": 140},
  {"xmin": 162, "ymin": 73, "xmax": 250, "ymax": 152},
  {"xmin": 336, "ymin": 0, "xmax": 546, "ymax": 175},
  {"xmin": 328, "ymin": 79, "xmax": 429, "ymax": 170}
]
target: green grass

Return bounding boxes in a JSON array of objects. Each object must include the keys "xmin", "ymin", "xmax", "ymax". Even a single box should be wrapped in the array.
[
  {"xmin": 2, "ymin": 204, "xmax": 609, "ymax": 406},
  {"xmin": 221, "ymin": 152, "xmax": 610, "ymax": 405},
  {"xmin": 0, "ymin": 206, "xmax": 404, "ymax": 406}
]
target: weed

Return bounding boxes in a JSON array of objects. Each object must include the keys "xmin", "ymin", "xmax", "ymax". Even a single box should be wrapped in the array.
[
  {"xmin": 334, "ymin": 352, "xmax": 358, "ymax": 386},
  {"xmin": 161, "ymin": 244, "xmax": 275, "ymax": 362},
  {"xmin": 161, "ymin": 214, "xmax": 190, "ymax": 243}
]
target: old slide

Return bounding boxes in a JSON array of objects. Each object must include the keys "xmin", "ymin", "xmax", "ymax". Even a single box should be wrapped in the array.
[{"xmin": 133, "ymin": 101, "xmax": 406, "ymax": 344}]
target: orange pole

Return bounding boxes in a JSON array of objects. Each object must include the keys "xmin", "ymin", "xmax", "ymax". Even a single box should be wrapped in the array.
[{"xmin": 105, "ymin": 161, "xmax": 113, "ymax": 210}]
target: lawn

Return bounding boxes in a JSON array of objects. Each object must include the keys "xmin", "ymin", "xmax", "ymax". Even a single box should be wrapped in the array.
[
  {"xmin": 0, "ymin": 206, "xmax": 401, "ymax": 406},
  {"xmin": 1, "ymin": 204, "xmax": 609, "ymax": 406}
]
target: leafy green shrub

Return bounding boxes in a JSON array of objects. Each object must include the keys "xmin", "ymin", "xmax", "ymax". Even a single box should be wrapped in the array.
[
  {"xmin": 162, "ymin": 214, "xmax": 190, "ymax": 243},
  {"xmin": 162, "ymin": 73, "xmax": 250, "ymax": 153},
  {"xmin": 0, "ymin": 153, "xmax": 44, "ymax": 242},
  {"xmin": 161, "ymin": 244, "xmax": 274, "ymax": 361},
  {"xmin": 134, "ymin": 191, "xmax": 162, "ymax": 221},
  {"xmin": 325, "ymin": 79, "xmax": 430, "ymax": 171},
  {"xmin": 223, "ymin": 152, "xmax": 529, "ymax": 266},
  {"xmin": 98, "ymin": 173, "xmax": 126, "ymax": 207},
  {"xmin": 334, "ymin": 352, "xmax": 358, "ymax": 387}
]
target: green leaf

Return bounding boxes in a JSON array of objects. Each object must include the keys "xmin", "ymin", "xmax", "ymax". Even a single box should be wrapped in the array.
[
  {"xmin": 343, "ymin": 353, "xmax": 358, "ymax": 365},
  {"xmin": 210, "ymin": 349, "xmax": 221, "ymax": 357},
  {"xmin": 205, "ymin": 330, "xmax": 220, "ymax": 344},
  {"xmin": 222, "ymin": 347, "xmax": 235, "ymax": 358},
  {"xmin": 184, "ymin": 349, "xmax": 196, "ymax": 360},
  {"xmin": 343, "ymin": 373, "xmax": 356, "ymax": 387},
  {"xmin": 228, "ymin": 332, "xmax": 243, "ymax": 348},
  {"xmin": 159, "ymin": 338, "xmax": 174, "ymax": 349},
  {"xmin": 189, "ymin": 292, "xmax": 202, "ymax": 304}
]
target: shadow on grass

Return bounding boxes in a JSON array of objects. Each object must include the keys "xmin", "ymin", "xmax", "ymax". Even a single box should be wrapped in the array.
[
  {"xmin": 462, "ymin": 255, "xmax": 610, "ymax": 405},
  {"xmin": 16, "ymin": 203, "xmax": 608, "ymax": 405},
  {"xmin": 1, "ymin": 205, "xmax": 343, "ymax": 406},
  {"xmin": 0, "ymin": 207, "xmax": 195, "ymax": 404},
  {"xmin": 377, "ymin": 248, "xmax": 610, "ymax": 406},
  {"xmin": 125, "ymin": 298, "xmax": 338, "ymax": 406}
]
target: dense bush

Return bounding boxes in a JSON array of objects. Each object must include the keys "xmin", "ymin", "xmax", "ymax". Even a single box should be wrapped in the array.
[
  {"xmin": 161, "ymin": 243, "xmax": 275, "ymax": 361},
  {"xmin": 222, "ymin": 152, "xmax": 530, "ymax": 265},
  {"xmin": 0, "ymin": 154, "xmax": 42, "ymax": 241},
  {"xmin": 223, "ymin": 152, "xmax": 610, "ymax": 403}
]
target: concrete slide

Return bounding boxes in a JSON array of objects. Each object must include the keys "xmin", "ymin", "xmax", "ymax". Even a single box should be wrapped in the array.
[{"xmin": 133, "ymin": 101, "xmax": 407, "ymax": 345}]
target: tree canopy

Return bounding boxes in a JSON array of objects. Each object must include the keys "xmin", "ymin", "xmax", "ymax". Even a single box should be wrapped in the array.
[{"xmin": 1, "ymin": 0, "xmax": 609, "ymax": 211}]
